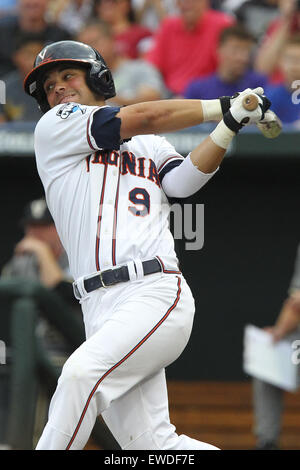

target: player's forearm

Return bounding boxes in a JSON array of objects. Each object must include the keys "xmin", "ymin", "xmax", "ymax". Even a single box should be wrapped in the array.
[
  {"xmin": 118, "ymin": 99, "xmax": 222, "ymax": 139},
  {"xmin": 190, "ymin": 135, "xmax": 227, "ymax": 174},
  {"xmin": 190, "ymin": 119, "xmax": 235, "ymax": 172},
  {"xmin": 162, "ymin": 121, "xmax": 235, "ymax": 198}
]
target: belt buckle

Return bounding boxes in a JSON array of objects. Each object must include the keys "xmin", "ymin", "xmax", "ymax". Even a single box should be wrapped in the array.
[
  {"xmin": 99, "ymin": 269, "xmax": 115, "ymax": 288},
  {"xmin": 99, "ymin": 270, "xmax": 109, "ymax": 288},
  {"xmin": 73, "ymin": 283, "xmax": 82, "ymax": 300}
]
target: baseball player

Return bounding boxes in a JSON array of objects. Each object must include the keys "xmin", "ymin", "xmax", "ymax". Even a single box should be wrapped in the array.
[{"xmin": 24, "ymin": 40, "xmax": 271, "ymax": 450}]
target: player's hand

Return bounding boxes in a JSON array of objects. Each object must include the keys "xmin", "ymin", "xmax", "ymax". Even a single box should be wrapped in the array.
[
  {"xmin": 230, "ymin": 91, "xmax": 271, "ymax": 124},
  {"xmin": 219, "ymin": 87, "xmax": 265, "ymax": 116},
  {"xmin": 222, "ymin": 90, "xmax": 271, "ymax": 133}
]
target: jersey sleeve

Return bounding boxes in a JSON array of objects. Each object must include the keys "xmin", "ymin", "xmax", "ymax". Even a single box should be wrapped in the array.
[
  {"xmin": 161, "ymin": 153, "xmax": 218, "ymax": 198},
  {"xmin": 88, "ymin": 105, "xmax": 121, "ymax": 150},
  {"xmin": 152, "ymin": 135, "xmax": 184, "ymax": 184},
  {"xmin": 34, "ymin": 103, "xmax": 122, "ymax": 186},
  {"xmin": 35, "ymin": 103, "xmax": 121, "ymax": 162}
]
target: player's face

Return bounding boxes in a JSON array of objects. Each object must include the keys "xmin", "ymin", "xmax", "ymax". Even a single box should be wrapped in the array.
[{"xmin": 43, "ymin": 67, "xmax": 98, "ymax": 108}]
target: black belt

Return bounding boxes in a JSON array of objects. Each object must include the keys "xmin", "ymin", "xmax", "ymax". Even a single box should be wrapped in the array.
[{"xmin": 74, "ymin": 258, "xmax": 162, "ymax": 299}]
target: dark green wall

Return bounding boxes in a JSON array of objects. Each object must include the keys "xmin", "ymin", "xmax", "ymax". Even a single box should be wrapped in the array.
[
  {"xmin": 0, "ymin": 156, "xmax": 44, "ymax": 268},
  {"xmin": 1, "ymin": 154, "xmax": 300, "ymax": 380},
  {"xmin": 169, "ymin": 156, "xmax": 300, "ymax": 380}
]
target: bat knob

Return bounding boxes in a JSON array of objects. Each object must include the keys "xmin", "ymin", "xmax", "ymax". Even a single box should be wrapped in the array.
[{"xmin": 242, "ymin": 94, "xmax": 259, "ymax": 111}]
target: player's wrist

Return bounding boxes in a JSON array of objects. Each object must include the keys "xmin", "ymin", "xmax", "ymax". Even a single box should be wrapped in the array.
[
  {"xmin": 223, "ymin": 109, "xmax": 244, "ymax": 133},
  {"xmin": 219, "ymin": 95, "xmax": 232, "ymax": 115},
  {"xmin": 210, "ymin": 119, "xmax": 236, "ymax": 149},
  {"xmin": 201, "ymin": 99, "xmax": 223, "ymax": 122}
]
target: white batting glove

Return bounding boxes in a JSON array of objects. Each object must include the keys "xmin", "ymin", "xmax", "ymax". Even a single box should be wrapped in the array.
[
  {"xmin": 232, "ymin": 87, "xmax": 265, "ymax": 102},
  {"xmin": 223, "ymin": 90, "xmax": 271, "ymax": 133},
  {"xmin": 259, "ymin": 109, "xmax": 277, "ymax": 123},
  {"xmin": 231, "ymin": 93, "xmax": 265, "ymax": 124},
  {"xmin": 219, "ymin": 87, "xmax": 265, "ymax": 116},
  {"xmin": 202, "ymin": 88, "xmax": 266, "ymax": 123}
]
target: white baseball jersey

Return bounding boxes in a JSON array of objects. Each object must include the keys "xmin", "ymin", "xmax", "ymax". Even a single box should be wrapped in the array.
[
  {"xmin": 34, "ymin": 101, "xmax": 221, "ymax": 451},
  {"xmin": 34, "ymin": 103, "xmax": 186, "ymax": 281}
]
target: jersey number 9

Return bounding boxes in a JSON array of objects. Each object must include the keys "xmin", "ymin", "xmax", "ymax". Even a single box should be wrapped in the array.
[{"xmin": 128, "ymin": 188, "xmax": 150, "ymax": 217}]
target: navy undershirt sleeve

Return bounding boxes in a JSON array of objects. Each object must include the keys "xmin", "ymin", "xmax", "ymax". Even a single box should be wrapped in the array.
[
  {"xmin": 159, "ymin": 159, "xmax": 183, "ymax": 184},
  {"xmin": 90, "ymin": 106, "xmax": 121, "ymax": 150}
]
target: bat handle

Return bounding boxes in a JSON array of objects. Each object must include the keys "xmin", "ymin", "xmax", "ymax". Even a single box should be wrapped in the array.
[{"xmin": 242, "ymin": 94, "xmax": 259, "ymax": 111}]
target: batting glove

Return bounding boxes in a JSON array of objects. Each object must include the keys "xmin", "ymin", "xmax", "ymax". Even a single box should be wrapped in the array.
[
  {"xmin": 219, "ymin": 87, "xmax": 265, "ymax": 115},
  {"xmin": 201, "ymin": 88, "xmax": 265, "ymax": 123},
  {"xmin": 223, "ymin": 91, "xmax": 271, "ymax": 133}
]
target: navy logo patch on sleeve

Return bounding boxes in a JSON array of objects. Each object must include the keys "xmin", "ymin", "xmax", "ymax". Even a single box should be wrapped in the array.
[{"xmin": 56, "ymin": 103, "xmax": 87, "ymax": 119}]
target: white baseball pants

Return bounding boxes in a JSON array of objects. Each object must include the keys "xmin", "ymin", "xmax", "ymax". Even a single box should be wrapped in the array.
[{"xmin": 36, "ymin": 272, "xmax": 219, "ymax": 450}]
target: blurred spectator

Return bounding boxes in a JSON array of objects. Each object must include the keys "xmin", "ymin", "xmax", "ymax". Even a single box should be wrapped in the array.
[
  {"xmin": 48, "ymin": 0, "xmax": 93, "ymax": 36},
  {"xmin": 264, "ymin": 35, "xmax": 300, "ymax": 125},
  {"xmin": 229, "ymin": 0, "xmax": 280, "ymax": 41},
  {"xmin": 132, "ymin": 0, "xmax": 178, "ymax": 31},
  {"xmin": 77, "ymin": 20, "xmax": 167, "ymax": 104},
  {"xmin": 222, "ymin": 0, "xmax": 248, "ymax": 11},
  {"xmin": 94, "ymin": 0, "xmax": 153, "ymax": 58},
  {"xmin": 252, "ymin": 242, "xmax": 300, "ymax": 450},
  {"xmin": 2, "ymin": 198, "xmax": 72, "ymax": 297},
  {"xmin": 1, "ymin": 198, "xmax": 78, "ymax": 355},
  {"xmin": 145, "ymin": 0, "xmax": 234, "ymax": 96},
  {"xmin": 210, "ymin": 0, "xmax": 227, "ymax": 9},
  {"xmin": 183, "ymin": 25, "xmax": 267, "ymax": 100},
  {"xmin": 0, "ymin": 34, "xmax": 44, "ymax": 123},
  {"xmin": 0, "ymin": 0, "xmax": 71, "ymax": 79},
  {"xmin": 254, "ymin": 0, "xmax": 300, "ymax": 83}
]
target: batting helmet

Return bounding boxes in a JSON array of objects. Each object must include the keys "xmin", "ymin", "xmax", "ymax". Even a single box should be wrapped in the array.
[{"xmin": 24, "ymin": 40, "xmax": 116, "ymax": 113}]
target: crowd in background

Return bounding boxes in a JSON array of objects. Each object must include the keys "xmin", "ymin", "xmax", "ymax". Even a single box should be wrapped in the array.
[{"xmin": 0, "ymin": 0, "xmax": 300, "ymax": 126}]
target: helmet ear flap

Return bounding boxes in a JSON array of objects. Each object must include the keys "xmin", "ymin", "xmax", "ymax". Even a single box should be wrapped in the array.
[
  {"xmin": 87, "ymin": 63, "xmax": 116, "ymax": 100},
  {"xmin": 35, "ymin": 82, "xmax": 51, "ymax": 114},
  {"xmin": 98, "ymin": 69, "xmax": 113, "ymax": 85}
]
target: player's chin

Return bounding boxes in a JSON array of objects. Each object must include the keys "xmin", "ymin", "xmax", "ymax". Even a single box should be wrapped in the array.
[{"xmin": 59, "ymin": 96, "xmax": 78, "ymax": 105}]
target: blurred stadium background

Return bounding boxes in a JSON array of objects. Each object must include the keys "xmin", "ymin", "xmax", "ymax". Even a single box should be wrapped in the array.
[{"xmin": 2, "ymin": 0, "xmax": 300, "ymax": 451}]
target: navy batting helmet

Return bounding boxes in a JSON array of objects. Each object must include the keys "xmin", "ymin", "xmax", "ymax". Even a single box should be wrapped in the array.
[{"xmin": 24, "ymin": 40, "xmax": 116, "ymax": 113}]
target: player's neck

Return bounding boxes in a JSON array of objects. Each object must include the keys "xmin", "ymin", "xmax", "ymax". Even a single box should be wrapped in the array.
[
  {"xmin": 92, "ymin": 98, "xmax": 107, "ymax": 107},
  {"xmin": 74, "ymin": 97, "xmax": 106, "ymax": 107}
]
